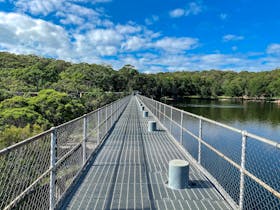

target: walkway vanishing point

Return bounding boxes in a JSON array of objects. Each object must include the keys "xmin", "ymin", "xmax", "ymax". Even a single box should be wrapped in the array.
[
  {"xmin": 1, "ymin": 95, "xmax": 280, "ymax": 210},
  {"xmin": 60, "ymin": 97, "xmax": 231, "ymax": 210}
]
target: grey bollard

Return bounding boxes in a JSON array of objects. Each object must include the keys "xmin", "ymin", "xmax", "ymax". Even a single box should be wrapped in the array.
[
  {"xmin": 143, "ymin": 111, "xmax": 148, "ymax": 117},
  {"xmin": 148, "ymin": 121, "xmax": 157, "ymax": 132},
  {"xmin": 168, "ymin": 159, "xmax": 189, "ymax": 189}
]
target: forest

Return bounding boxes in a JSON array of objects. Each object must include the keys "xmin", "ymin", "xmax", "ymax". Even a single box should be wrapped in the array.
[{"xmin": 0, "ymin": 51, "xmax": 280, "ymax": 148}]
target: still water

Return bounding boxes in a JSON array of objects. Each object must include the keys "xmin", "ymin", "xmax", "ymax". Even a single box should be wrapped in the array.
[{"xmin": 169, "ymin": 98, "xmax": 280, "ymax": 143}]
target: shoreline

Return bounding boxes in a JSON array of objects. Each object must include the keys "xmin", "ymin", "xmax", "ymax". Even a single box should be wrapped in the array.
[{"xmin": 160, "ymin": 96, "xmax": 280, "ymax": 103}]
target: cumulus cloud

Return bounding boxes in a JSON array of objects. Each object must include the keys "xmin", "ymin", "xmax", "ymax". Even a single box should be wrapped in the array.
[
  {"xmin": 15, "ymin": 0, "xmax": 60, "ymax": 16},
  {"xmin": 267, "ymin": 44, "xmax": 280, "ymax": 54},
  {"xmin": 169, "ymin": 9, "xmax": 185, "ymax": 18},
  {"xmin": 121, "ymin": 36, "xmax": 147, "ymax": 51},
  {"xmin": 169, "ymin": 2, "xmax": 202, "ymax": 18},
  {"xmin": 14, "ymin": 0, "xmax": 103, "ymax": 27},
  {"xmin": 223, "ymin": 34, "xmax": 244, "ymax": 42},
  {"xmin": 153, "ymin": 37, "xmax": 199, "ymax": 53},
  {"xmin": 0, "ymin": 12, "xmax": 70, "ymax": 57},
  {"xmin": 115, "ymin": 24, "xmax": 142, "ymax": 34}
]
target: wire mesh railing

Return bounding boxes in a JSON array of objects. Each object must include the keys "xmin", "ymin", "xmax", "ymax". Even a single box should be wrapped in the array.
[
  {"xmin": 137, "ymin": 95, "xmax": 280, "ymax": 210},
  {"xmin": 0, "ymin": 95, "xmax": 131, "ymax": 210}
]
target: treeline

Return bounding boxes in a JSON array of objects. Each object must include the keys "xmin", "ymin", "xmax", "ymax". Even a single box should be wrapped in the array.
[
  {"xmin": 1, "ymin": 52, "xmax": 280, "ymax": 147},
  {"xmin": 1, "ymin": 52, "xmax": 280, "ymax": 100}
]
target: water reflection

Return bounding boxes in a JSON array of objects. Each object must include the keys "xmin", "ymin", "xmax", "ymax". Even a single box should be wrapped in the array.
[{"xmin": 169, "ymin": 99, "xmax": 280, "ymax": 142}]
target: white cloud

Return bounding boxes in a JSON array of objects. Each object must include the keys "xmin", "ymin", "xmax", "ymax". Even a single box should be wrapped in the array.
[
  {"xmin": 14, "ymin": 0, "xmax": 103, "ymax": 27},
  {"xmin": 87, "ymin": 29, "xmax": 123, "ymax": 45},
  {"xmin": 0, "ymin": 12, "xmax": 70, "ymax": 57},
  {"xmin": 121, "ymin": 36, "xmax": 146, "ymax": 51},
  {"xmin": 169, "ymin": 9, "xmax": 185, "ymax": 18},
  {"xmin": 267, "ymin": 44, "xmax": 280, "ymax": 54},
  {"xmin": 153, "ymin": 37, "xmax": 199, "ymax": 53},
  {"xmin": 15, "ymin": 0, "xmax": 60, "ymax": 16},
  {"xmin": 223, "ymin": 34, "xmax": 244, "ymax": 42},
  {"xmin": 115, "ymin": 24, "xmax": 142, "ymax": 34},
  {"xmin": 169, "ymin": 2, "xmax": 202, "ymax": 18},
  {"xmin": 59, "ymin": 14, "xmax": 85, "ymax": 25}
]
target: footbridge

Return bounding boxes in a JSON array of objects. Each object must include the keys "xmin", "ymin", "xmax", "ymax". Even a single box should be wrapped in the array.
[{"xmin": 0, "ymin": 95, "xmax": 280, "ymax": 210}]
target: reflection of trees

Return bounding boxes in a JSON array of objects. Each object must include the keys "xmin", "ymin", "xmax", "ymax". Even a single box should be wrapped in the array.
[{"xmin": 173, "ymin": 99, "xmax": 280, "ymax": 126}]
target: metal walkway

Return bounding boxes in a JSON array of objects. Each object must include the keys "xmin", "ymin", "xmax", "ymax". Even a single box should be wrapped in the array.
[{"xmin": 61, "ymin": 97, "xmax": 231, "ymax": 210}]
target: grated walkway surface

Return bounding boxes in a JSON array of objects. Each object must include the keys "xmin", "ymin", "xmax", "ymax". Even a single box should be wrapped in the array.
[{"xmin": 61, "ymin": 97, "xmax": 232, "ymax": 210}]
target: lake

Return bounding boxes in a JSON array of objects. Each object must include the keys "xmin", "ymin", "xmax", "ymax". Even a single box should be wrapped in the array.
[{"xmin": 168, "ymin": 98, "xmax": 280, "ymax": 143}]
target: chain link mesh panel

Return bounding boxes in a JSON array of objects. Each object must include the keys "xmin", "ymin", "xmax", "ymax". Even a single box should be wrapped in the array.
[
  {"xmin": 56, "ymin": 119, "xmax": 83, "ymax": 160},
  {"xmin": 0, "ymin": 133, "xmax": 51, "ymax": 210},
  {"xmin": 55, "ymin": 145, "xmax": 83, "ymax": 203}
]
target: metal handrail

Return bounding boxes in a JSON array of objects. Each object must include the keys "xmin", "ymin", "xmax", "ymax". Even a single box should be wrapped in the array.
[{"xmin": 137, "ymin": 94, "xmax": 280, "ymax": 210}]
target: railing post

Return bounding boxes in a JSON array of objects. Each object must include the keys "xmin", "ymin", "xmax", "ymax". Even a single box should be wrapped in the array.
[
  {"xmin": 180, "ymin": 112, "xmax": 183, "ymax": 144},
  {"xmin": 82, "ymin": 114, "xmax": 87, "ymax": 164},
  {"xmin": 50, "ymin": 127, "xmax": 56, "ymax": 210},
  {"xmin": 164, "ymin": 104, "xmax": 166, "ymax": 126},
  {"xmin": 170, "ymin": 108, "xmax": 173, "ymax": 133},
  {"xmin": 97, "ymin": 109, "xmax": 100, "ymax": 144},
  {"xmin": 106, "ymin": 105, "xmax": 108, "ymax": 132},
  {"xmin": 155, "ymin": 101, "xmax": 157, "ymax": 117},
  {"xmin": 159, "ymin": 103, "xmax": 161, "ymax": 121},
  {"xmin": 198, "ymin": 117, "xmax": 202, "ymax": 164},
  {"xmin": 239, "ymin": 131, "xmax": 247, "ymax": 210},
  {"xmin": 111, "ymin": 103, "xmax": 113, "ymax": 127}
]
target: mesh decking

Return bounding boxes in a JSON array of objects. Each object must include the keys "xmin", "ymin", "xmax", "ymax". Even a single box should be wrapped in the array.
[{"xmin": 61, "ymin": 97, "xmax": 232, "ymax": 210}]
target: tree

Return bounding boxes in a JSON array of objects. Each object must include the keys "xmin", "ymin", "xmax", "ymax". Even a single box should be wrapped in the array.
[{"xmin": 28, "ymin": 89, "xmax": 85, "ymax": 125}]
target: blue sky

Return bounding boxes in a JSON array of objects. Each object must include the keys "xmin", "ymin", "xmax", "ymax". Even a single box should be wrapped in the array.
[{"xmin": 0, "ymin": 0, "xmax": 280, "ymax": 72}]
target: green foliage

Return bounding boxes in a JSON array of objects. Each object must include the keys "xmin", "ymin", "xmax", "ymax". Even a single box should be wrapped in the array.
[
  {"xmin": 28, "ymin": 89, "xmax": 85, "ymax": 125},
  {"xmin": 0, "ymin": 124, "xmax": 43, "ymax": 148},
  {"xmin": 0, "ymin": 107, "xmax": 49, "ymax": 128}
]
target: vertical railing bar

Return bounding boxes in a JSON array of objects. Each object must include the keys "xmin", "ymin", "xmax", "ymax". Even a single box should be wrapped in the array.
[
  {"xmin": 198, "ymin": 117, "xmax": 202, "ymax": 164},
  {"xmin": 159, "ymin": 103, "xmax": 161, "ymax": 121},
  {"xmin": 82, "ymin": 114, "xmax": 87, "ymax": 164},
  {"xmin": 170, "ymin": 107, "xmax": 173, "ymax": 133},
  {"xmin": 154, "ymin": 101, "xmax": 156, "ymax": 116},
  {"xmin": 164, "ymin": 104, "xmax": 166, "ymax": 126},
  {"xmin": 106, "ymin": 106, "xmax": 108, "ymax": 132},
  {"xmin": 97, "ymin": 109, "xmax": 100, "ymax": 144},
  {"xmin": 180, "ymin": 111, "xmax": 183, "ymax": 144},
  {"xmin": 50, "ymin": 127, "xmax": 56, "ymax": 210},
  {"xmin": 111, "ymin": 103, "xmax": 113, "ymax": 127},
  {"xmin": 239, "ymin": 131, "xmax": 247, "ymax": 210}
]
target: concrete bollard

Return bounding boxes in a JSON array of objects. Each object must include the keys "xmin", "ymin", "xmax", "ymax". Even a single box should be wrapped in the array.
[
  {"xmin": 143, "ymin": 111, "xmax": 148, "ymax": 117},
  {"xmin": 168, "ymin": 159, "xmax": 189, "ymax": 189},
  {"xmin": 148, "ymin": 121, "xmax": 157, "ymax": 132}
]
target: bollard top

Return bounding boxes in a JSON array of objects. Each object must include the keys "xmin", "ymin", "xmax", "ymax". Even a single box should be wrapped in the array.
[{"xmin": 169, "ymin": 159, "xmax": 189, "ymax": 167}]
